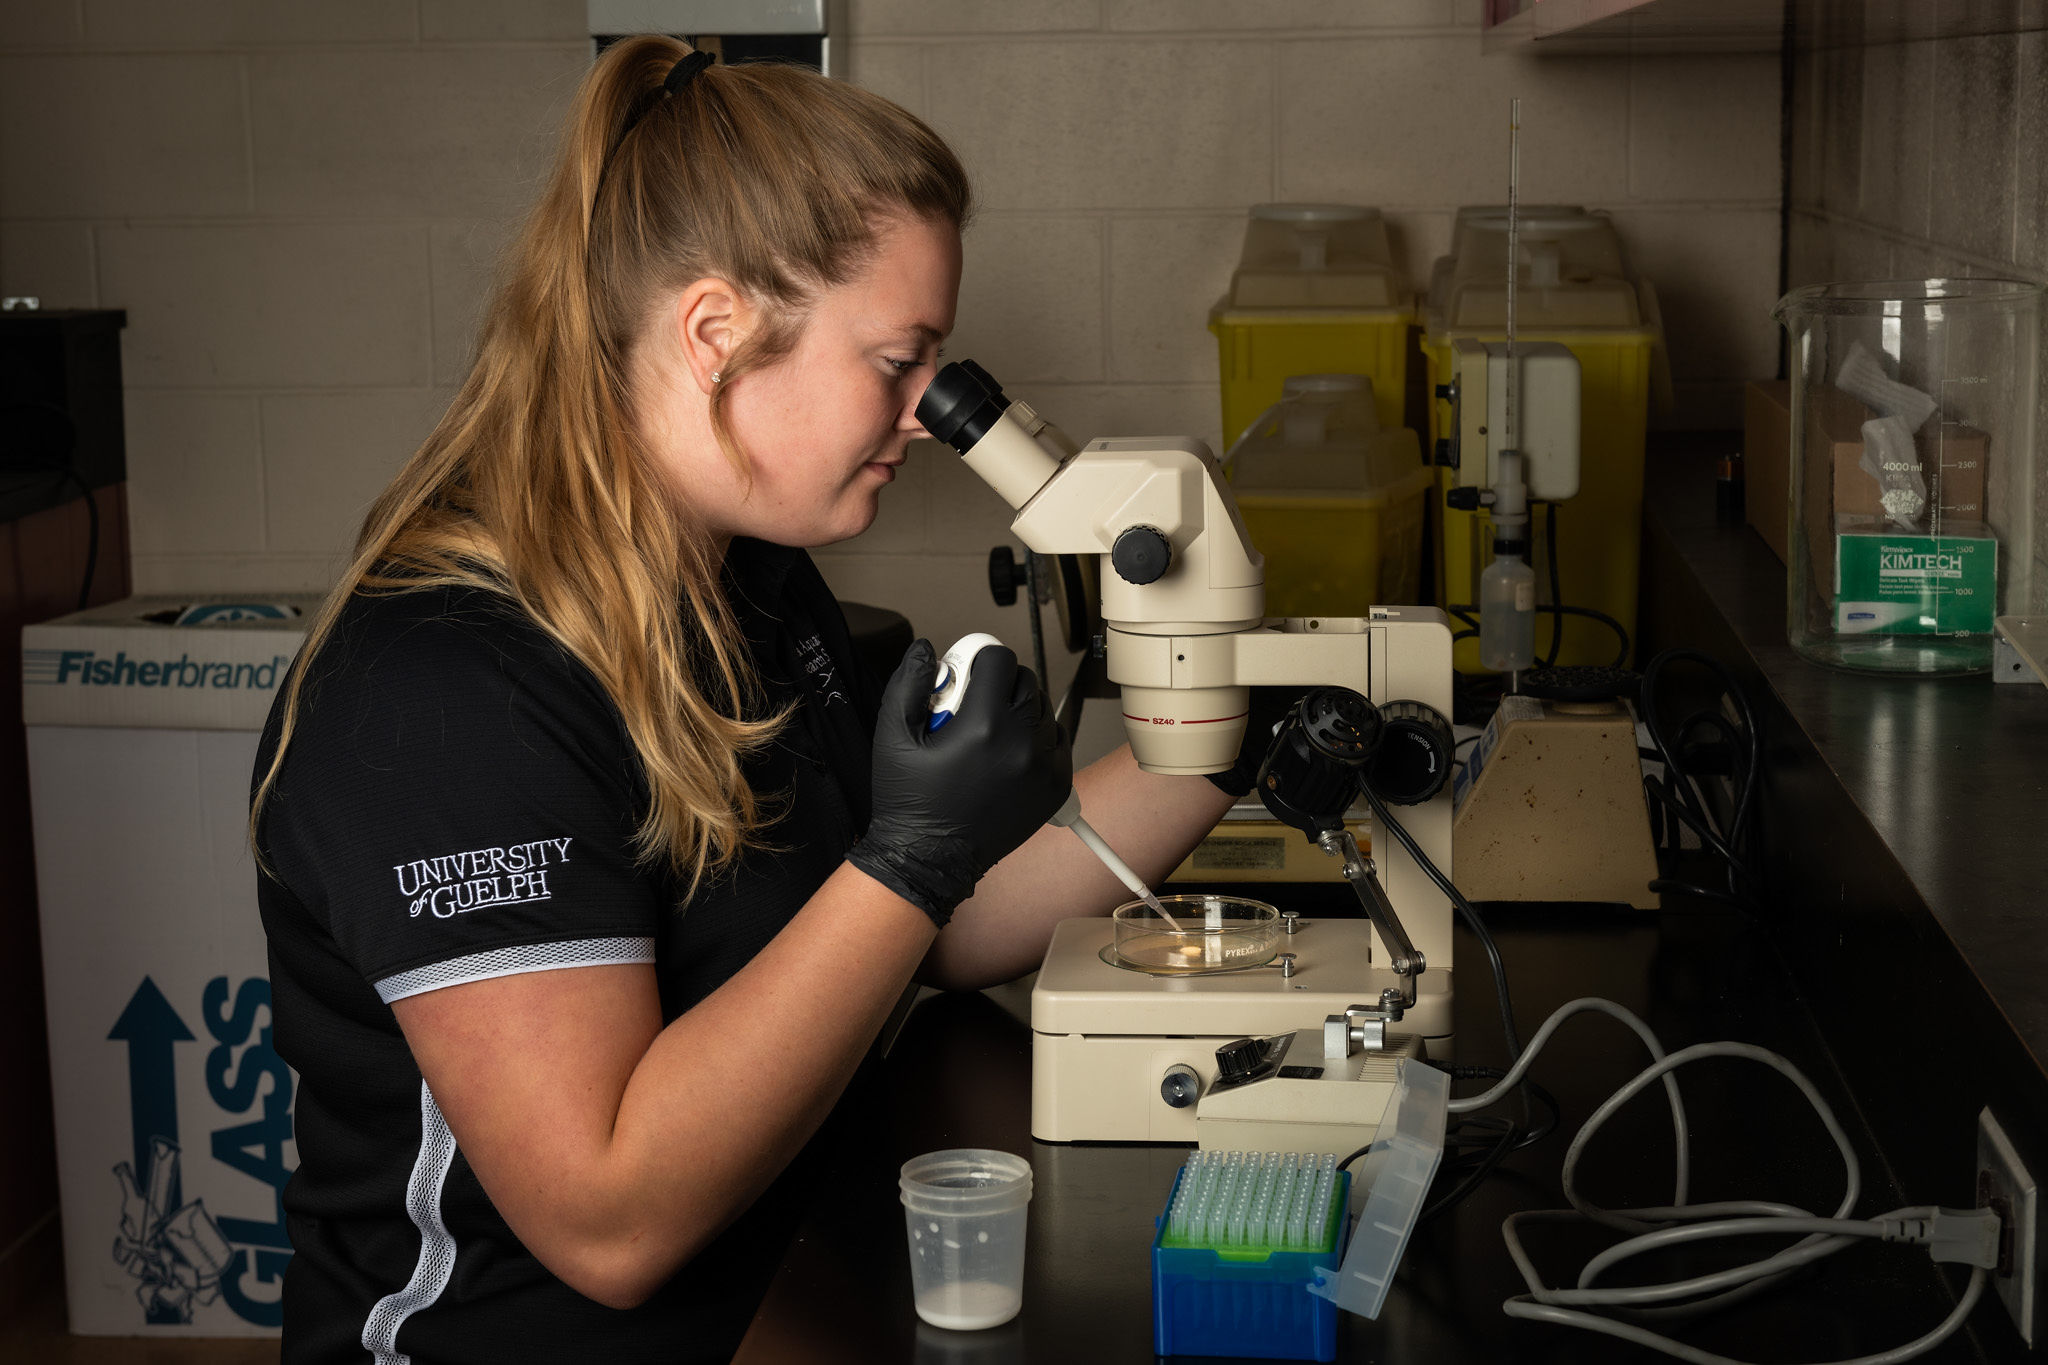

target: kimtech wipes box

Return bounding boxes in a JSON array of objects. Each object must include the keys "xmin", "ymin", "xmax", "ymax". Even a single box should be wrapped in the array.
[
  {"xmin": 1833, "ymin": 519, "xmax": 1996, "ymax": 635},
  {"xmin": 23, "ymin": 595, "xmax": 320, "ymax": 1335}
]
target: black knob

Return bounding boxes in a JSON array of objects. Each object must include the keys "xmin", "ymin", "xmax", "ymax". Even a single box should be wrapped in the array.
[
  {"xmin": 1434, "ymin": 382, "xmax": 1457, "ymax": 400},
  {"xmin": 1111, "ymin": 525, "xmax": 1172, "ymax": 585},
  {"xmin": 1367, "ymin": 701, "xmax": 1455, "ymax": 805},
  {"xmin": 987, "ymin": 545, "xmax": 1029, "ymax": 607},
  {"xmin": 1444, "ymin": 486, "xmax": 1482, "ymax": 511},
  {"xmin": 1214, "ymin": 1037, "xmax": 1264, "ymax": 1084}
]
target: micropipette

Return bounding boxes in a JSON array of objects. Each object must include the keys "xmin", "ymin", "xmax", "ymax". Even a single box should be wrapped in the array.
[
  {"xmin": 1048, "ymin": 791, "xmax": 1184, "ymax": 930},
  {"xmin": 929, "ymin": 634, "xmax": 1184, "ymax": 931}
]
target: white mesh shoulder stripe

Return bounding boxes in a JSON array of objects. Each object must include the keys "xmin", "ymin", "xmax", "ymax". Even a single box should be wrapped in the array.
[
  {"xmin": 362, "ymin": 1081, "xmax": 459, "ymax": 1365},
  {"xmin": 374, "ymin": 936, "xmax": 655, "ymax": 1004}
]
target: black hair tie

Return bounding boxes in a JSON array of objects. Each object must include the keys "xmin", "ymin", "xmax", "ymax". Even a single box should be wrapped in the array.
[
  {"xmin": 615, "ymin": 49, "xmax": 715, "ymax": 145},
  {"xmin": 664, "ymin": 49, "xmax": 715, "ymax": 95}
]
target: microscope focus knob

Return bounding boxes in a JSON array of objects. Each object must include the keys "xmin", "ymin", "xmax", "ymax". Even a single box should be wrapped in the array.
[
  {"xmin": 1214, "ymin": 1036, "xmax": 1265, "ymax": 1085},
  {"xmin": 1111, "ymin": 525, "xmax": 1172, "ymax": 585},
  {"xmin": 1367, "ymin": 701, "xmax": 1455, "ymax": 805},
  {"xmin": 987, "ymin": 545, "xmax": 1028, "ymax": 607}
]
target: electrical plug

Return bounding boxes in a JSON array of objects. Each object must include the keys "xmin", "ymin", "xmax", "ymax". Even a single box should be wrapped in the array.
[{"xmin": 1872, "ymin": 1209, "xmax": 2002, "ymax": 1269}]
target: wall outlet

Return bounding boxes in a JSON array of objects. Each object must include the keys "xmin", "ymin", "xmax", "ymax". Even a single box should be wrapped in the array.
[{"xmin": 1978, "ymin": 1108, "xmax": 2038, "ymax": 1347}]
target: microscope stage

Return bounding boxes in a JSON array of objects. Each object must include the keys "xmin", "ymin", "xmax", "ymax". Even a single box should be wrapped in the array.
[
  {"xmin": 1028, "ymin": 915, "xmax": 1451, "ymax": 1143},
  {"xmin": 1031, "ymin": 914, "xmax": 1450, "ymax": 1038}
]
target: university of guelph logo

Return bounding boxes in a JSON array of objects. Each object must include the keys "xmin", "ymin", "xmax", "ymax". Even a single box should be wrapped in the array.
[{"xmin": 392, "ymin": 838, "xmax": 574, "ymax": 919}]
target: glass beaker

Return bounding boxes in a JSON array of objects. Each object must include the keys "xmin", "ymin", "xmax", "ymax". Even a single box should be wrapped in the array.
[{"xmin": 1773, "ymin": 279, "xmax": 2041, "ymax": 674}]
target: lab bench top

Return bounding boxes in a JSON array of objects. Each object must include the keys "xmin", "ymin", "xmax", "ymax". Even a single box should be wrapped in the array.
[{"xmin": 732, "ymin": 899, "xmax": 1986, "ymax": 1363}]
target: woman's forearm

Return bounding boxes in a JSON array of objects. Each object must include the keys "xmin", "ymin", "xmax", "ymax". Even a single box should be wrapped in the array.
[{"xmin": 917, "ymin": 746, "xmax": 1235, "ymax": 989}]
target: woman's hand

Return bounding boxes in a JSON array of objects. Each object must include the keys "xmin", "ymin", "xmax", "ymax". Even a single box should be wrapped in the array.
[{"xmin": 848, "ymin": 639, "xmax": 1071, "ymax": 924}]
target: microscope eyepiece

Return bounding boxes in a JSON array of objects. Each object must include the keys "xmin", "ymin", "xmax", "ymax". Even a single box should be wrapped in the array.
[{"xmin": 916, "ymin": 359, "xmax": 1009, "ymax": 455}]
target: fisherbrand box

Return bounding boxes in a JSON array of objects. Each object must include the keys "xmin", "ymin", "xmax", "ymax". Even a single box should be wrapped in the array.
[
  {"xmin": 22, "ymin": 597, "xmax": 316, "ymax": 730},
  {"xmin": 24, "ymin": 596, "xmax": 319, "ymax": 1335},
  {"xmin": 1833, "ymin": 519, "xmax": 1996, "ymax": 636}
]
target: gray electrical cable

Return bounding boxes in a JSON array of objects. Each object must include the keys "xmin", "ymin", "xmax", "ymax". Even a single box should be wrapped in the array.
[
  {"xmin": 1561, "ymin": 1040, "xmax": 1859, "ymax": 1235},
  {"xmin": 1461, "ymin": 998, "xmax": 1995, "ymax": 1365},
  {"xmin": 1445, "ymin": 996, "xmax": 1694, "ymax": 1210}
]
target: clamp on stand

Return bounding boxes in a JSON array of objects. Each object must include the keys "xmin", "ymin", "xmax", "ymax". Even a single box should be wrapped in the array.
[{"xmin": 1319, "ymin": 827, "xmax": 1424, "ymax": 1026}]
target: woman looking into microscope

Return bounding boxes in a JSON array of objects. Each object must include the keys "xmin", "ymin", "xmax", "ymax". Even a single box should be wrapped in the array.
[{"xmin": 250, "ymin": 36, "xmax": 1242, "ymax": 1364}]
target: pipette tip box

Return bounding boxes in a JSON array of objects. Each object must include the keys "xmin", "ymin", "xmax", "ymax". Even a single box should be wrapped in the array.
[{"xmin": 1151, "ymin": 1156, "xmax": 1350, "ymax": 1361}]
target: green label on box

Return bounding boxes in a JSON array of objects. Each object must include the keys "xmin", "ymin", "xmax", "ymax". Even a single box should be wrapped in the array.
[{"xmin": 1835, "ymin": 528, "xmax": 1996, "ymax": 635}]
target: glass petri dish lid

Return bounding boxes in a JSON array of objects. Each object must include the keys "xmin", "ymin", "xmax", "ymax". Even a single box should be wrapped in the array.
[{"xmin": 1108, "ymin": 895, "xmax": 1281, "ymax": 975}]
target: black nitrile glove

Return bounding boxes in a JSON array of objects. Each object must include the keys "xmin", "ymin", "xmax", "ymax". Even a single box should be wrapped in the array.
[
  {"xmin": 1205, "ymin": 686, "xmax": 1312, "ymax": 798},
  {"xmin": 848, "ymin": 639, "xmax": 1073, "ymax": 926}
]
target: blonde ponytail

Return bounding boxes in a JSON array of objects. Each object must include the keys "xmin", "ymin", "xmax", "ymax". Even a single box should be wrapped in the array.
[{"xmin": 253, "ymin": 38, "xmax": 971, "ymax": 894}]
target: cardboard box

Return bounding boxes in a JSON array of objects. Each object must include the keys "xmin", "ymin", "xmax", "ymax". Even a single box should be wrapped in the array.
[
  {"xmin": 1832, "ymin": 419, "xmax": 1988, "ymax": 524},
  {"xmin": 1743, "ymin": 379, "xmax": 1791, "ymax": 564},
  {"xmin": 24, "ymin": 596, "xmax": 320, "ymax": 1335},
  {"xmin": 1833, "ymin": 518, "xmax": 1996, "ymax": 635}
]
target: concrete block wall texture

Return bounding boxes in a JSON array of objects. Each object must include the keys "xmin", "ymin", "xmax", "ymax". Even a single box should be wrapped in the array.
[
  {"xmin": 1785, "ymin": 5, "xmax": 2048, "ymax": 609},
  {"xmin": 0, "ymin": 0, "xmax": 1781, "ymax": 689}
]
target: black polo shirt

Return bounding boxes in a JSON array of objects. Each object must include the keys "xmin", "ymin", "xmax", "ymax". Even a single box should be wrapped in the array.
[{"xmin": 253, "ymin": 540, "xmax": 881, "ymax": 1364}]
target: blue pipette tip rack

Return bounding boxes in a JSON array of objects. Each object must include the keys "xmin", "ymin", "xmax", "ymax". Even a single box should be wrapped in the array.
[{"xmin": 1151, "ymin": 1153, "xmax": 1350, "ymax": 1362}]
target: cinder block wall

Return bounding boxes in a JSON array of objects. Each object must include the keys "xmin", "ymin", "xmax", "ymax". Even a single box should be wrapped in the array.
[
  {"xmin": 0, "ymin": 1, "xmax": 1781, "ymax": 665},
  {"xmin": 1785, "ymin": 2, "xmax": 2048, "ymax": 607}
]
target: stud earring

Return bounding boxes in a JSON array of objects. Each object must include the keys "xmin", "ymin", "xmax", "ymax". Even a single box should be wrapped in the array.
[{"xmin": 710, "ymin": 370, "xmax": 722, "ymax": 384}]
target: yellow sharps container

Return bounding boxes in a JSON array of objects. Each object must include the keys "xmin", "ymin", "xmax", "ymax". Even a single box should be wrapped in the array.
[
  {"xmin": 1210, "ymin": 204, "xmax": 1415, "ymax": 447},
  {"xmin": 1226, "ymin": 374, "xmax": 1433, "ymax": 617},
  {"xmin": 1421, "ymin": 206, "xmax": 1667, "ymax": 670}
]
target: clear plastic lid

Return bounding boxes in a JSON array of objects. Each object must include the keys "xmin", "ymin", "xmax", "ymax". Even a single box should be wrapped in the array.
[
  {"xmin": 1426, "ymin": 204, "xmax": 1645, "ymax": 331},
  {"xmin": 1220, "ymin": 203, "xmax": 1410, "ymax": 311},
  {"xmin": 1226, "ymin": 375, "xmax": 1428, "ymax": 499},
  {"xmin": 1306, "ymin": 1059, "xmax": 1448, "ymax": 1320}
]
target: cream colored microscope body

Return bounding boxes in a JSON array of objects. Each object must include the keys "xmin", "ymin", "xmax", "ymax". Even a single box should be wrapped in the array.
[{"xmin": 928, "ymin": 367, "xmax": 1456, "ymax": 1145}]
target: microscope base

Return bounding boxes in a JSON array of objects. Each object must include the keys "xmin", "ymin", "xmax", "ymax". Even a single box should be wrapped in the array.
[{"xmin": 1029, "ymin": 915, "xmax": 1450, "ymax": 1144}]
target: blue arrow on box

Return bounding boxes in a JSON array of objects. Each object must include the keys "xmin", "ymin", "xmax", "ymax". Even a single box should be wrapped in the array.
[{"xmin": 108, "ymin": 977, "xmax": 195, "ymax": 1212}]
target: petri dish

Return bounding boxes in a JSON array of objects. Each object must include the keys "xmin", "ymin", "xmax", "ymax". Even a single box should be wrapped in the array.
[{"xmin": 1108, "ymin": 896, "xmax": 1281, "ymax": 974}]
